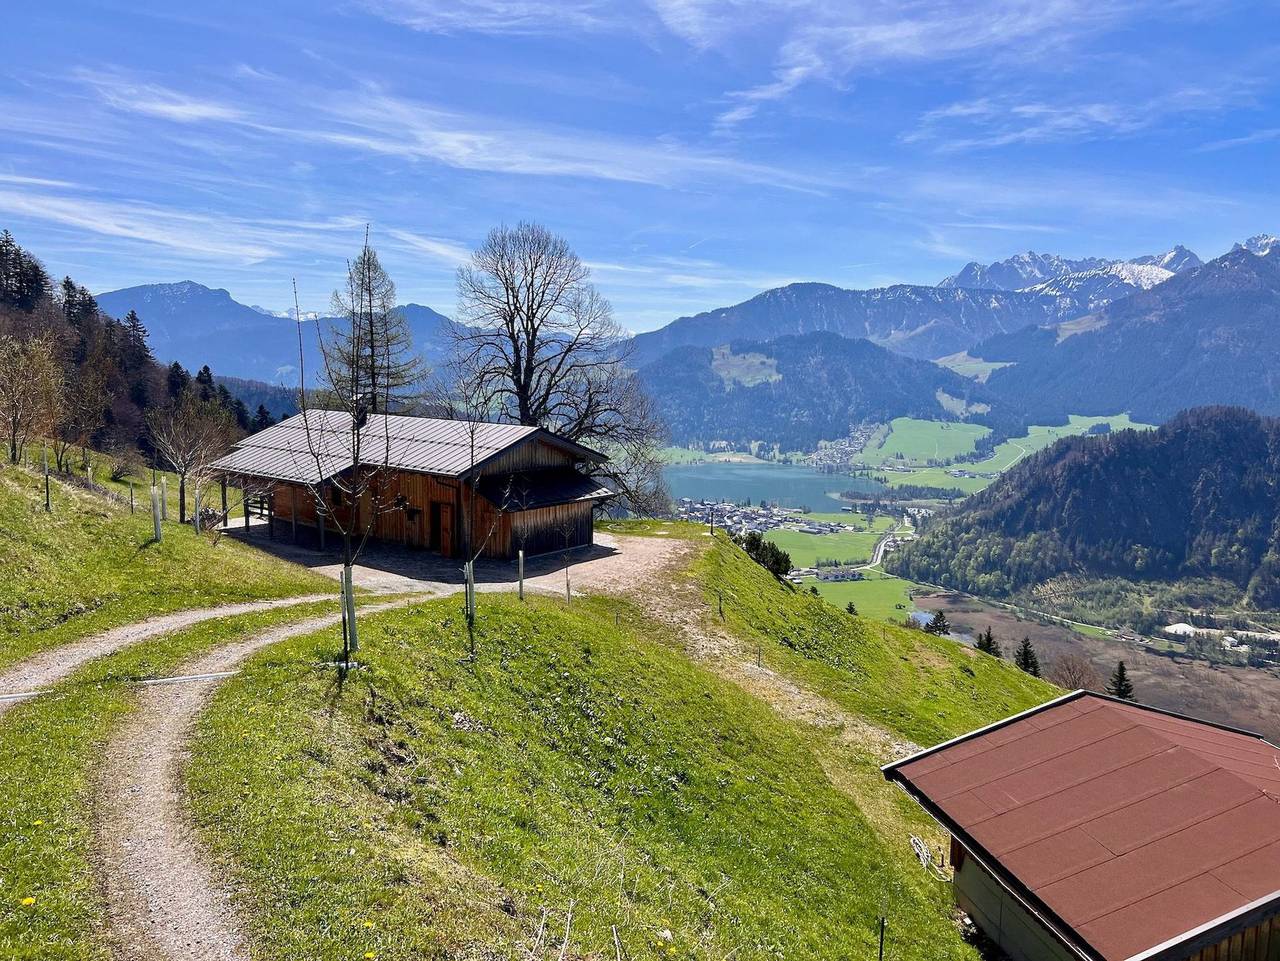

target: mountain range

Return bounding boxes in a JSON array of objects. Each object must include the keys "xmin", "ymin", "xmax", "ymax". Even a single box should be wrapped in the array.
[
  {"xmin": 95, "ymin": 281, "xmax": 453, "ymax": 384},
  {"xmin": 636, "ymin": 331, "xmax": 997, "ymax": 449},
  {"xmin": 973, "ymin": 246, "xmax": 1280, "ymax": 422}
]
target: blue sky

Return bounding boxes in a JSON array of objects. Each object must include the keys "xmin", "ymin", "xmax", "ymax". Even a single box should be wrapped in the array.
[{"xmin": 1, "ymin": 0, "xmax": 1277, "ymax": 331}]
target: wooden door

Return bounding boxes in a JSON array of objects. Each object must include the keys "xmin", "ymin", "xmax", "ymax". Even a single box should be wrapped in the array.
[{"xmin": 439, "ymin": 503, "xmax": 454, "ymax": 558}]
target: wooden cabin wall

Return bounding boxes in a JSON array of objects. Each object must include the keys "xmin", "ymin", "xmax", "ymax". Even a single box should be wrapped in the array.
[
  {"xmin": 481, "ymin": 438, "xmax": 579, "ymax": 475},
  {"xmin": 1187, "ymin": 916, "xmax": 1280, "ymax": 961},
  {"xmin": 509, "ymin": 502, "xmax": 594, "ymax": 557}
]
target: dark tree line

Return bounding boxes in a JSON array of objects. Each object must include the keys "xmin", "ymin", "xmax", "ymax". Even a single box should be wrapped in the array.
[{"xmin": 0, "ymin": 229, "xmax": 264, "ymax": 472}]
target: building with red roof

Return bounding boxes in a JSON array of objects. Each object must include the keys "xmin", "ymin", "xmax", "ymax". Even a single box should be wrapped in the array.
[{"xmin": 883, "ymin": 691, "xmax": 1280, "ymax": 961}]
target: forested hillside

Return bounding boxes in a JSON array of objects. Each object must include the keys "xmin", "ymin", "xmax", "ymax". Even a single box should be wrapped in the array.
[
  {"xmin": 888, "ymin": 407, "xmax": 1280, "ymax": 608},
  {"xmin": 637, "ymin": 331, "xmax": 996, "ymax": 448}
]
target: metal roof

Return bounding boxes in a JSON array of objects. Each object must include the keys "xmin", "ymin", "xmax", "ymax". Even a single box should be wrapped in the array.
[
  {"xmin": 211, "ymin": 409, "xmax": 604, "ymax": 484},
  {"xmin": 477, "ymin": 469, "xmax": 615, "ymax": 509},
  {"xmin": 885, "ymin": 692, "xmax": 1280, "ymax": 961}
]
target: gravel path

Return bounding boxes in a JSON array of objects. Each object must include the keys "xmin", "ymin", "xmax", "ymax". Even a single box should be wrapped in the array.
[
  {"xmin": 0, "ymin": 595, "xmax": 335, "ymax": 718},
  {"xmin": 94, "ymin": 598, "xmax": 414, "ymax": 961}
]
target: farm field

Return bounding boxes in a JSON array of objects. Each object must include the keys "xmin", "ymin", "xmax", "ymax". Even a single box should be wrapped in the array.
[
  {"xmin": 860, "ymin": 417, "xmax": 990, "ymax": 466},
  {"xmin": 874, "ymin": 413, "xmax": 1157, "ymax": 493},
  {"xmin": 765, "ymin": 514, "xmax": 894, "ymax": 567},
  {"xmin": 812, "ymin": 570, "xmax": 922, "ymax": 623}
]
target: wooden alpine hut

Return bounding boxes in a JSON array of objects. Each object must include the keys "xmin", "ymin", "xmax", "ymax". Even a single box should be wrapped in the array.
[{"xmin": 210, "ymin": 409, "xmax": 614, "ymax": 560}]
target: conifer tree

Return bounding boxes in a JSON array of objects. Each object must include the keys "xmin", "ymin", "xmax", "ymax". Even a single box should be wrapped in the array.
[
  {"xmin": 252, "ymin": 404, "xmax": 275, "ymax": 432},
  {"xmin": 1014, "ymin": 636, "xmax": 1041, "ymax": 676},
  {"xmin": 975, "ymin": 626, "xmax": 1002, "ymax": 657},
  {"xmin": 925, "ymin": 610, "xmax": 950, "ymax": 635},
  {"xmin": 1107, "ymin": 661, "xmax": 1135, "ymax": 701},
  {"xmin": 845, "ymin": 601, "xmax": 858, "ymax": 616}
]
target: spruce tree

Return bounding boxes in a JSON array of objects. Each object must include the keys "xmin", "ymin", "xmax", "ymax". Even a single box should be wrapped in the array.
[
  {"xmin": 1107, "ymin": 661, "xmax": 1135, "ymax": 701},
  {"xmin": 1014, "ymin": 637, "xmax": 1041, "ymax": 676},
  {"xmin": 252, "ymin": 404, "xmax": 275, "ymax": 432},
  {"xmin": 975, "ymin": 627, "xmax": 1002, "ymax": 657},
  {"xmin": 845, "ymin": 601, "xmax": 858, "ymax": 616},
  {"xmin": 925, "ymin": 610, "xmax": 950, "ymax": 635}
]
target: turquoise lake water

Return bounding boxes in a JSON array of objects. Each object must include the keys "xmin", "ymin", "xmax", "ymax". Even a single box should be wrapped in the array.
[{"xmin": 663, "ymin": 461, "xmax": 884, "ymax": 510}]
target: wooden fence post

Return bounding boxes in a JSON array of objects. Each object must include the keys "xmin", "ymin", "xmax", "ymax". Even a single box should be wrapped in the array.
[
  {"xmin": 159, "ymin": 477, "xmax": 168, "ymax": 520},
  {"xmin": 42, "ymin": 446, "xmax": 50, "ymax": 513},
  {"xmin": 129, "ymin": 482, "xmax": 134, "ymax": 513},
  {"xmin": 150, "ymin": 486, "xmax": 163, "ymax": 543}
]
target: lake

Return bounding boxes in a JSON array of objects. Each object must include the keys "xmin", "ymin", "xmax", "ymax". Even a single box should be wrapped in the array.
[{"xmin": 663, "ymin": 461, "xmax": 884, "ymax": 510}]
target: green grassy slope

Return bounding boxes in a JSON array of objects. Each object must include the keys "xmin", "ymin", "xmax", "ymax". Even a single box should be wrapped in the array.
[
  {"xmin": 184, "ymin": 527, "xmax": 1057, "ymax": 960},
  {"xmin": 0, "ymin": 465, "xmax": 329, "ymax": 670}
]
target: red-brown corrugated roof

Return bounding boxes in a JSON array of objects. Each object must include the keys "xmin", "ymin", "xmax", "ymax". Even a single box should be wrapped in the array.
[{"xmin": 884, "ymin": 692, "xmax": 1280, "ymax": 961}]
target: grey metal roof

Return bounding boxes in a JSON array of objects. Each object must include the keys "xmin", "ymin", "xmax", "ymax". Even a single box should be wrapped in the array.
[
  {"xmin": 211, "ymin": 409, "xmax": 601, "ymax": 484},
  {"xmin": 477, "ymin": 469, "xmax": 616, "ymax": 509}
]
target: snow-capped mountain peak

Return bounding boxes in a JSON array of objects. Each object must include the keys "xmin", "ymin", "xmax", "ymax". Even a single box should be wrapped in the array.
[
  {"xmin": 1234, "ymin": 234, "xmax": 1279, "ymax": 257},
  {"xmin": 938, "ymin": 251, "xmax": 1114, "ymax": 290},
  {"xmin": 1019, "ymin": 262, "xmax": 1174, "ymax": 312},
  {"xmin": 1129, "ymin": 245, "xmax": 1202, "ymax": 273}
]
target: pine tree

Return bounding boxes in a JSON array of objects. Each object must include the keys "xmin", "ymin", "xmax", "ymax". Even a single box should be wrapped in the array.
[
  {"xmin": 845, "ymin": 601, "xmax": 858, "ymax": 616},
  {"xmin": 1014, "ymin": 637, "xmax": 1041, "ymax": 676},
  {"xmin": 252, "ymin": 404, "xmax": 275, "ymax": 432},
  {"xmin": 1107, "ymin": 661, "xmax": 1135, "ymax": 701},
  {"xmin": 925, "ymin": 610, "xmax": 950, "ymax": 635},
  {"xmin": 975, "ymin": 626, "xmax": 1002, "ymax": 657}
]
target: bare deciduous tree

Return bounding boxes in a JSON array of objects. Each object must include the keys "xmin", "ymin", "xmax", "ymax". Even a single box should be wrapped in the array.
[
  {"xmin": 0, "ymin": 334, "xmax": 61, "ymax": 463},
  {"xmin": 451, "ymin": 222, "xmax": 667, "ymax": 513},
  {"xmin": 1047, "ymin": 651, "xmax": 1103, "ymax": 691},
  {"xmin": 147, "ymin": 391, "xmax": 235, "ymax": 522},
  {"xmin": 52, "ymin": 363, "xmax": 109, "ymax": 472}
]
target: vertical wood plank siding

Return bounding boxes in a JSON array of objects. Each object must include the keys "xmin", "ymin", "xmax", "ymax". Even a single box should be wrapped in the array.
[
  {"xmin": 1188, "ymin": 916, "xmax": 1280, "ymax": 961},
  {"xmin": 257, "ymin": 435, "xmax": 597, "ymax": 560}
]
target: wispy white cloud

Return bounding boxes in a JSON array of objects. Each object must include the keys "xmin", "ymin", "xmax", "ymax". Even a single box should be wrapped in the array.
[
  {"xmin": 357, "ymin": 0, "xmax": 624, "ymax": 35},
  {"xmin": 1198, "ymin": 127, "xmax": 1280, "ymax": 152},
  {"xmin": 0, "ymin": 173, "xmax": 82, "ymax": 189},
  {"xmin": 687, "ymin": 0, "xmax": 1146, "ymax": 131},
  {"xmin": 386, "ymin": 228, "xmax": 473, "ymax": 264},
  {"xmin": 907, "ymin": 84, "xmax": 1255, "ymax": 150},
  {"xmin": 77, "ymin": 70, "xmax": 243, "ymax": 123}
]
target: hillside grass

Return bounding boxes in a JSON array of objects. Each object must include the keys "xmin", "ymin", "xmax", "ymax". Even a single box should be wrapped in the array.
[
  {"xmin": 0, "ymin": 599, "xmax": 341, "ymax": 961},
  {"xmin": 188, "ymin": 595, "xmax": 978, "ymax": 961},
  {"xmin": 0, "ymin": 464, "xmax": 330, "ymax": 671},
  {"xmin": 693, "ymin": 532, "xmax": 1057, "ymax": 747},
  {"xmin": 183, "ymin": 527, "xmax": 1057, "ymax": 961}
]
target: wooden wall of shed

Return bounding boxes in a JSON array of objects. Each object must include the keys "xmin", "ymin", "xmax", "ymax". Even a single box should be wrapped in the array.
[
  {"xmin": 510, "ymin": 502, "xmax": 594, "ymax": 557},
  {"xmin": 480, "ymin": 437, "xmax": 580, "ymax": 475},
  {"xmin": 267, "ymin": 472, "xmax": 466, "ymax": 556},
  {"xmin": 253, "ymin": 466, "xmax": 596, "ymax": 561},
  {"xmin": 1187, "ymin": 915, "xmax": 1280, "ymax": 961}
]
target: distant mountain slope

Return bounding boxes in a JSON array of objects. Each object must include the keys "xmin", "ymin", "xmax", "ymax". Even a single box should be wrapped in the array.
[
  {"xmin": 976, "ymin": 248, "xmax": 1280, "ymax": 422},
  {"xmin": 629, "ymin": 282, "xmax": 1084, "ymax": 365},
  {"xmin": 1130, "ymin": 244, "xmax": 1203, "ymax": 273},
  {"xmin": 888, "ymin": 406, "xmax": 1280, "ymax": 608},
  {"xmin": 1019, "ymin": 261, "xmax": 1174, "ymax": 314},
  {"xmin": 637, "ymin": 331, "xmax": 996, "ymax": 448},
  {"xmin": 95, "ymin": 282, "xmax": 453, "ymax": 382},
  {"xmin": 1234, "ymin": 234, "xmax": 1279, "ymax": 257},
  {"xmin": 938, "ymin": 251, "xmax": 1114, "ymax": 290}
]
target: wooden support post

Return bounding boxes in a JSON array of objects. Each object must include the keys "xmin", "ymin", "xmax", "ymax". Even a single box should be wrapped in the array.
[
  {"xmin": 290, "ymin": 485, "xmax": 298, "ymax": 543},
  {"xmin": 220, "ymin": 478, "xmax": 228, "ymax": 527},
  {"xmin": 267, "ymin": 493, "xmax": 274, "ymax": 540},
  {"xmin": 244, "ymin": 488, "xmax": 251, "ymax": 531},
  {"xmin": 129, "ymin": 482, "xmax": 134, "ymax": 513}
]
